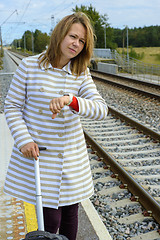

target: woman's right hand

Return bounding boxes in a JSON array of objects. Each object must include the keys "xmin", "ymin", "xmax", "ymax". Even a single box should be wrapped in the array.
[{"xmin": 20, "ymin": 142, "xmax": 39, "ymax": 160}]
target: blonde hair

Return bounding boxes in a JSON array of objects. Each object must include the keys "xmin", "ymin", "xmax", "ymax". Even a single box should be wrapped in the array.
[{"xmin": 39, "ymin": 12, "xmax": 95, "ymax": 76}]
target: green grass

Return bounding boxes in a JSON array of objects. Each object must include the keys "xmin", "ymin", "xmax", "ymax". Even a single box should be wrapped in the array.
[{"xmin": 117, "ymin": 47, "xmax": 160, "ymax": 65}]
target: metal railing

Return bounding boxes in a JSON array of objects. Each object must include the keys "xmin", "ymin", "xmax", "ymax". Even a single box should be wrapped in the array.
[
  {"xmin": 112, "ymin": 50, "xmax": 160, "ymax": 84},
  {"xmin": 93, "ymin": 49, "xmax": 160, "ymax": 84}
]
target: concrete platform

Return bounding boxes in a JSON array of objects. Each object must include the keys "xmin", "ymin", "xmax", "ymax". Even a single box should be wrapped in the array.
[{"xmin": 0, "ymin": 113, "xmax": 112, "ymax": 240}]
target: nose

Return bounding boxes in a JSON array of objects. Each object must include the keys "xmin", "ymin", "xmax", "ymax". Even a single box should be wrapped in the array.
[{"xmin": 73, "ymin": 39, "xmax": 79, "ymax": 47}]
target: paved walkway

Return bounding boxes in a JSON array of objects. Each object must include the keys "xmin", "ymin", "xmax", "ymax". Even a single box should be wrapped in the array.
[{"xmin": 0, "ymin": 113, "xmax": 27, "ymax": 240}]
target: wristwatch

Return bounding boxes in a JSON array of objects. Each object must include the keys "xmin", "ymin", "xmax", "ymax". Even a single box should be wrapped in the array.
[{"xmin": 64, "ymin": 93, "xmax": 73, "ymax": 106}]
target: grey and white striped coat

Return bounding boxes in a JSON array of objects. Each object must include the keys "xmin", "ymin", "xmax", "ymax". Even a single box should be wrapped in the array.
[{"xmin": 4, "ymin": 54, "xmax": 108, "ymax": 209}]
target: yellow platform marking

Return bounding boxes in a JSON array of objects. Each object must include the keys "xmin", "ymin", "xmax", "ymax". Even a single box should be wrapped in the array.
[{"xmin": 23, "ymin": 202, "xmax": 38, "ymax": 232}]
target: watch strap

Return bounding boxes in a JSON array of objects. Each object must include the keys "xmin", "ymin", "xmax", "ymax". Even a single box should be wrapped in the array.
[{"xmin": 64, "ymin": 93, "xmax": 73, "ymax": 105}]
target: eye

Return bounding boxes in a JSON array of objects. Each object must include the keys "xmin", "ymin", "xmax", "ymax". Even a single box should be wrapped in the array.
[
  {"xmin": 80, "ymin": 39, "xmax": 85, "ymax": 45},
  {"xmin": 70, "ymin": 35, "xmax": 76, "ymax": 38}
]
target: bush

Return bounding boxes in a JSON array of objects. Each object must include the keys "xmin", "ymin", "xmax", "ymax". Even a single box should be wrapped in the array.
[
  {"xmin": 129, "ymin": 47, "xmax": 144, "ymax": 60},
  {"xmin": 0, "ymin": 49, "xmax": 4, "ymax": 57}
]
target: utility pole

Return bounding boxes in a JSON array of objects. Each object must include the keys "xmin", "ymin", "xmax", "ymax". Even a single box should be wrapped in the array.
[
  {"xmin": 126, "ymin": 25, "xmax": 129, "ymax": 62},
  {"xmin": 102, "ymin": 24, "xmax": 106, "ymax": 49},
  {"xmin": 0, "ymin": 26, "xmax": 2, "ymax": 56},
  {"xmin": 123, "ymin": 25, "xmax": 129, "ymax": 61},
  {"xmin": 31, "ymin": 31, "xmax": 34, "ymax": 54},
  {"xmin": 104, "ymin": 25, "xmax": 106, "ymax": 49},
  {"xmin": 51, "ymin": 15, "xmax": 55, "ymax": 30},
  {"xmin": 122, "ymin": 29, "xmax": 125, "ymax": 55},
  {"xmin": 24, "ymin": 32, "xmax": 26, "ymax": 52}
]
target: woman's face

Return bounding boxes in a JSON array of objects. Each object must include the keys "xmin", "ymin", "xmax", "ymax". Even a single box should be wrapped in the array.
[{"xmin": 59, "ymin": 23, "xmax": 86, "ymax": 67}]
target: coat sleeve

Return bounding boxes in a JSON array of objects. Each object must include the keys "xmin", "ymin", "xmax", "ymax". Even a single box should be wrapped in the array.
[
  {"xmin": 4, "ymin": 58, "xmax": 34, "ymax": 150},
  {"xmin": 73, "ymin": 68, "xmax": 108, "ymax": 120}
]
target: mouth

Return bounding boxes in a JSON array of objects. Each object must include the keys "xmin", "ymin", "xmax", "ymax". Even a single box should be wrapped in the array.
[{"xmin": 69, "ymin": 48, "xmax": 76, "ymax": 53}]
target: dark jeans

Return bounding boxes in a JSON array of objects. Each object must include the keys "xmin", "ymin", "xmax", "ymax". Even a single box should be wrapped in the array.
[{"xmin": 43, "ymin": 203, "xmax": 79, "ymax": 240}]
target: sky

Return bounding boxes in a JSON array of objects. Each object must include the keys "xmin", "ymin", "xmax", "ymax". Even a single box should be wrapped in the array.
[{"xmin": 0, "ymin": 0, "xmax": 160, "ymax": 45}]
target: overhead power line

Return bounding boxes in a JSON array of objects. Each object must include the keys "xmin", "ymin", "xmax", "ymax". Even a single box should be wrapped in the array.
[
  {"xmin": 0, "ymin": 9, "xmax": 18, "ymax": 26},
  {"xmin": 0, "ymin": 9, "xmax": 18, "ymax": 55}
]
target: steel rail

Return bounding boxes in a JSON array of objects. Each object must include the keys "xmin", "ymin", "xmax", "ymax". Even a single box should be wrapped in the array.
[
  {"xmin": 92, "ymin": 75, "xmax": 160, "ymax": 101},
  {"xmin": 109, "ymin": 106, "xmax": 160, "ymax": 141},
  {"xmin": 84, "ymin": 129, "xmax": 160, "ymax": 225},
  {"xmin": 6, "ymin": 51, "xmax": 20, "ymax": 66},
  {"xmin": 91, "ymin": 69, "xmax": 160, "ymax": 90},
  {"xmin": 9, "ymin": 49, "xmax": 30, "ymax": 57}
]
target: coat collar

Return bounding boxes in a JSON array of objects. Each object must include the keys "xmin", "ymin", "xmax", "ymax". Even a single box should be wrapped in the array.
[
  {"xmin": 63, "ymin": 61, "xmax": 72, "ymax": 75},
  {"xmin": 38, "ymin": 54, "xmax": 72, "ymax": 75}
]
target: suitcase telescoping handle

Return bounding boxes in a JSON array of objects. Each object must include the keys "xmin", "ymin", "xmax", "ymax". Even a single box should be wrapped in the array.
[{"xmin": 34, "ymin": 147, "xmax": 47, "ymax": 231}]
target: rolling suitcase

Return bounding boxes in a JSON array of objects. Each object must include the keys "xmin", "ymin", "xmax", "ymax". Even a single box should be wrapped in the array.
[{"xmin": 23, "ymin": 147, "xmax": 69, "ymax": 240}]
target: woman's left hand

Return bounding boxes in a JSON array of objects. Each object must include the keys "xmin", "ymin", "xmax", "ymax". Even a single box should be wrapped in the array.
[{"xmin": 50, "ymin": 96, "xmax": 70, "ymax": 119}]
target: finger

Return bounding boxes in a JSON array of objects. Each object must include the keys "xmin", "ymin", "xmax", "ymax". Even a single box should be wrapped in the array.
[
  {"xmin": 23, "ymin": 152, "xmax": 28, "ymax": 158},
  {"xmin": 49, "ymin": 102, "xmax": 54, "ymax": 113},
  {"xmin": 50, "ymin": 100, "xmax": 56, "ymax": 111},
  {"xmin": 55, "ymin": 109, "xmax": 61, "ymax": 113},
  {"xmin": 56, "ymin": 102, "xmax": 62, "ymax": 111},
  {"xmin": 52, "ymin": 113, "xmax": 57, "ymax": 119},
  {"xmin": 50, "ymin": 105, "xmax": 59, "ymax": 114},
  {"xmin": 20, "ymin": 142, "xmax": 38, "ymax": 159},
  {"xmin": 26, "ymin": 149, "xmax": 32, "ymax": 158},
  {"xmin": 50, "ymin": 99, "xmax": 63, "ymax": 113},
  {"xmin": 52, "ymin": 104, "xmax": 61, "ymax": 113},
  {"xmin": 32, "ymin": 147, "xmax": 38, "ymax": 160},
  {"xmin": 34, "ymin": 144, "xmax": 39, "ymax": 160},
  {"xmin": 32, "ymin": 143, "xmax": 40, "ymax": 160}
]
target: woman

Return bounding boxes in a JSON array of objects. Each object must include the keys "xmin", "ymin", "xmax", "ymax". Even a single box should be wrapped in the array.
[{"xmin": 4, "ymin": 12, "xmax": 108, "ymax": 240}]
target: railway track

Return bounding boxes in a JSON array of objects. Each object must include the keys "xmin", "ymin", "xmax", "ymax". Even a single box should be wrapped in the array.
[
  {"xmin": 82, "ymin": 108, "xmax": 160, "ymax": 239},
  {"xmin": 6, "ymin": 50, "xmax": 160, "ymax": 239},
  {"xmin": 6, "ymin": 49, "xmax": 26, "ymax": 66},
  {"xmin": 91, "ymin": 70, "xmax": 160, "ymax": 101}
]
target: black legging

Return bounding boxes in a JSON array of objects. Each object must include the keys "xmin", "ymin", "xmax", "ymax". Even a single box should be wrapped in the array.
[{"xmin": 43, "ymin": 203, "xmax": 79, "ymax": 240}]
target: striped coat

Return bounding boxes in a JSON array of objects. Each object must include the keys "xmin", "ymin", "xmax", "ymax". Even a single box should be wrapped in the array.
[{"xmin": 4, "ymin": 54, "xmax": 108, "ymax": 209}]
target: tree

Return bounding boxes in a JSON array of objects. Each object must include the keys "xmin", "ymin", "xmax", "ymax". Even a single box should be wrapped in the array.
[
  {"xmin": 34, "ymin": 29, "xmax": 50, "ymax": 53},
  {"xmin": 113, "ymin": 25, "xmax": 160, "ymax": 48},
  {"xmin": 20, "ymin": 30, "xmax": 50, "ymax": 53},
  {"xmin": 21, "ymin": 30, "xmax": 32, "ymax": 51}
]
